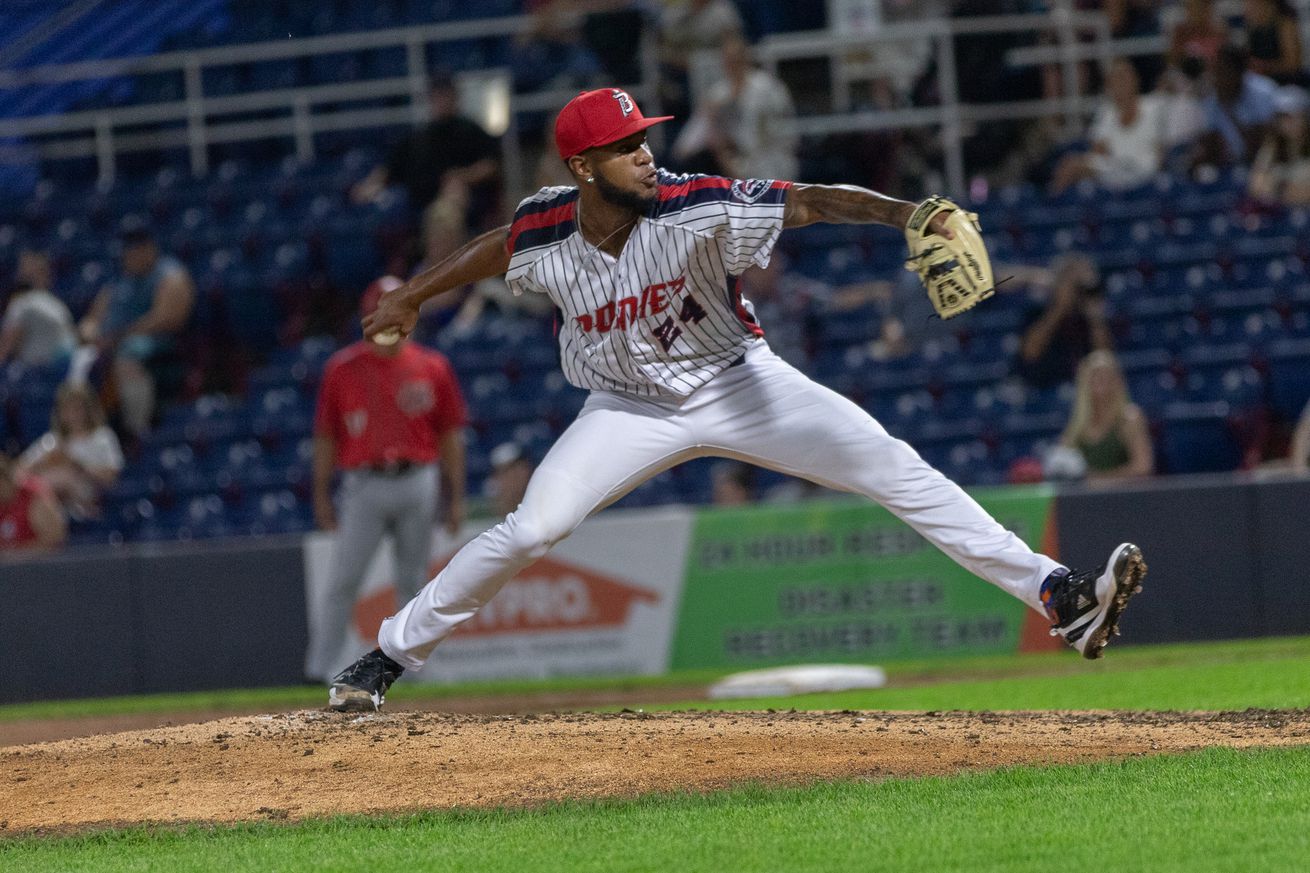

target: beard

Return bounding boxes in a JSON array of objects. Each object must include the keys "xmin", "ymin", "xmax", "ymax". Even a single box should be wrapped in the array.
[{"xmin": 594, "ymin": 170, "xmax": 657, "ymax": 214}]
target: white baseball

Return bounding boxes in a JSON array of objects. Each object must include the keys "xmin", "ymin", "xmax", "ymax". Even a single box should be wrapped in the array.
[{"xmin": 372, "ymin": 328, "xmax": 401, "ymax": 346}]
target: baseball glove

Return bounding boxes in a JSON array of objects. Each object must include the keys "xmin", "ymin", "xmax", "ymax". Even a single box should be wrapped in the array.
[{"xmin": 903, "ymin": 195, "xmax": 995, "ymax": 319}]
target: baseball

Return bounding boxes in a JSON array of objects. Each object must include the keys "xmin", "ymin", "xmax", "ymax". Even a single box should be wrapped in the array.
[{"xmin": 372, "ymin": 328, "xmax": 401, "ymax": 346}]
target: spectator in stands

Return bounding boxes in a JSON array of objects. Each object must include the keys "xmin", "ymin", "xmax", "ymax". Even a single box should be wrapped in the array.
[
  {"xmin": 16, "ymin": 383, "xmax": 122, "ymax": 521},
  {"xmin": 1289, "ymin": 398, "xmax": 1310, "ymax": 472},
  {"xmin": 1194, "ymin": 44, "xmax": 1279, "ymax": 167},
  {"xmin": 867, "ymin": 268, "xmax": 957, "ymax": 361},
  {"xmin": 77, "ymin": 221, "xmax": 195, "ymax": 440},
  {"xmin": 488, "ymin": 441, "xmax": 534, "ymax": 518},
  {"xmin": 408, "ymin": 201, "xmax": 553, "ymax": 340},
  {"xmin": 1168, "ymin": 0, "xmax": 1229, "ymax": 78},
  {"xmin": 580, "ymin": 0, "xmax": 652, "ymax": 84},
  {"xmin": 671, "ymin": 34, "xmax": 800, "ymax": 181},
  {"xmin": 1159, "ymin": 57, "xmax": 1211, "ymax": 159},
  {"xmin": 1244, "ymin": 0, "xmax": 1303, "ymax": 85},
  {"xmin": 1248, "ymin": 84, "xmax": 1310, "ymax": 203},
  {"xmin": 1107, "ymin": 0, "xmax": 1164, "ymax": 87},
  {"xmin": 660, "ymin": 0, "xmax": 744, "ymax": 57},
  {"xmin": 511, "ymin": 1, "xmax": 602, "ymax": 93},
  {"xmin": 406, "ymin": 204, "xmax": 476, "ymax": 336},
  {"xmin": 1057, "ymin": 351, "xmax": 1154, "ymax": 481},
  {"xmin": 351, "ymin": 73, "xmax": 501, "ymax": 264},
  {"xmin": 733, "ymin": 252, "xmax": 831, "ymax": 369},
  {"xmin": 711, "ymin": 460, "xmax": 757, "ymax": 506},
  {"xmin": 657, "ymin": 0, "xmax": 746, "ymax": 116},
  {"xmin": 306, "ymin": 276, "xmax": 468, "ymax": 682},
  {"xmin": 0, "ymin": 251, "xmax": 75, "ymax": 369},
  {"xmin": 1050, "ymin": 58, "xmax": 1167, "ymax": 194},
  {"xmin": 1017, "ymin": 254, "xmax": 1114, "ymax": 391},
  {"xmin": 737, "ymin": 252, "xmax": 944, "ymax": 368},
  {"xmin": 0, "ymin": 452, "xmax": 66, "ymax": 552}
]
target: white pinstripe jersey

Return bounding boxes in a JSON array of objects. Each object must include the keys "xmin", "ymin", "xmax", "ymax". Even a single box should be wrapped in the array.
[{"xmin": 504, "ymin": 170, "xmax": 791, "ymax": 397}]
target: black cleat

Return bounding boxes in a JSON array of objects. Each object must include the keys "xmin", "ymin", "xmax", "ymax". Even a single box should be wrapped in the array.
[
  {"xmin": 328, "ymin": 648, "xmax": 404, "ymax": 712},
  {"xmin": 1041, "ymin": 543, "xmax": 1147, "ymax": 659}
]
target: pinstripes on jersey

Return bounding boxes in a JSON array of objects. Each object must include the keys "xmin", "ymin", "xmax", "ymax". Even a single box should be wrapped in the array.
[{"xmin": 506, "ymin": 171, "xmax": 790, "ymax": 397}]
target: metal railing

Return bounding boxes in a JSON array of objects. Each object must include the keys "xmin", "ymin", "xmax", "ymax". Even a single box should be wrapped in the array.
[
  {"xmin": 0, "ymin": 5, "xmax": 1265, "ymax": 198},
  {"xmin": 0, "ymin": 12, "xmax": 662, "ymax": 197},
  {"xmin": 755, "ymin": 9, "xmax": 1116, "ymax": 196}
]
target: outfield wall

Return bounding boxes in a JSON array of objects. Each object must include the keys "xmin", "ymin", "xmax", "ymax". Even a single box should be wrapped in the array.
[
  {"xmin": 0, "ymin": 538, "xmax": 308, "ymax": 703},
  {"xmin": 1055, "ymin": 474, "xmax": 1310, "ymax": 644},
  {"xmin": 1, "ymin": 475, "xmax": 1307, "ymax": 703}
]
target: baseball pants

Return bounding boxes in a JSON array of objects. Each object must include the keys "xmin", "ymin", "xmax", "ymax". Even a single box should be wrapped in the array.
[
  {"xmin": 379, "ymin": 341, "xmax": 1062, "ymax": 669},
  {"xmin": 307, "ymin": 463, "xmax": 439, "ymax": 679}
]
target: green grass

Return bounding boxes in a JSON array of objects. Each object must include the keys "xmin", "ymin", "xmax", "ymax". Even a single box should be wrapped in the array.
[
  {"xmin": 651, "ymin": 642, "xmax": 1310, "ymax": 713},
  {"xmin": 6, "ymin": 636, "xmax": 1310, "ymax": 724},
  {"xmin": 5, "ymin": 638, "xmax": 1310, "ymax": 871},
  {"xmin": 4, "ymin": 746, "xmax": 1308, "ymax": 872}
]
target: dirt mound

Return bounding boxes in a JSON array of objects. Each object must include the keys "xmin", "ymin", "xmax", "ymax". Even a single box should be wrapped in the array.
[
  {"xmin": 3, "ymin": 708, "xmax": 1309, "ymax": 834},
  {"xmin": 0, "ymin": 687, "xmax": 708, "ymax": 749}
]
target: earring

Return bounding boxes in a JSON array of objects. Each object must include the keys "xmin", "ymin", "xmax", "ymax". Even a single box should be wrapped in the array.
[{"xmin": 586, "ymin": 177, "xmax": 594, "ymax": 183}]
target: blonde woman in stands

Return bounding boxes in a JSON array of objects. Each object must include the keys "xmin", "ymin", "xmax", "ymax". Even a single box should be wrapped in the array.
[
  {"xmin": 17, "ymin": 382, "xmax": 123, "ymax": 520},
  {"xmin": 1059, "ymin": 351, "xmax": 1155, "ymax": 481}
]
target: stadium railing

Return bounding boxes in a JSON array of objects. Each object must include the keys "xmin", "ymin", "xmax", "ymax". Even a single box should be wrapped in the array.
[
  {"xmin": 0, "ymin": 11, "xmax": 663, "ymax": 195},
  {"xmin": 0, "ymin": 8, "xmax": 1190, "ymax": 199}
]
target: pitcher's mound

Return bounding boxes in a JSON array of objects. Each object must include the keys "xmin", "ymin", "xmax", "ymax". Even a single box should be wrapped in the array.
[{"xmin": 3, "ymin": 708, "xmax": 1309, "ymax": 833}]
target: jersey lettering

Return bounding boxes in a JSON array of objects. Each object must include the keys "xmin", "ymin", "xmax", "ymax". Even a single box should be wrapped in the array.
[
  {"xmin": 678, "ymin": 295, "xmax": 708, "ymax": 325},
  {"xmin": 653, "ymin": 317, "xmax": 682, "ymax": 352},
  {"xmin": 574, "ymin": 275, "xmax": 687, "ymax": 335},
  {"xmin": 506, "ymin": 171, "xmax": 789, "ymax": 397}
]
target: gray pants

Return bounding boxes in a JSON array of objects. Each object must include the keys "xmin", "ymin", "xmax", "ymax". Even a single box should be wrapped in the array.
[{"xmin": 305, "ymin": 464, "xmax": 439, "ymax": 680}]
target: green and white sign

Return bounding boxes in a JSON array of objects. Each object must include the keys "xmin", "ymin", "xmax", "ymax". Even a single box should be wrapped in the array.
[{"xmin": 671, "ymin": 488, "xmax": 1054, "ymax": 668}]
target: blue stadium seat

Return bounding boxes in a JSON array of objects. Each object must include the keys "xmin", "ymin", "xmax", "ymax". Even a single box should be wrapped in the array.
[
  {"xmin": 1267, "ymin": 338, "xmax": 1310, "ymax": 420},
  {"xmin": 1159, "ymin": 402, "xmax": 1244, "ymax": 474},
  {"xmin": 1181, "ymin": 342, "xmax": 1253, "ymax": 382},
  {"xmin": 244, "ymin": 488, "xmax": 312, "ymax": 536}
]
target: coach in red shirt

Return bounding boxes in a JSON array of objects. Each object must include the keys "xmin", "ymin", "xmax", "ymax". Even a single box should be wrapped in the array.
[{"xmin": 306, "ymin": 276, "xmax": 468, "ymax": 681}]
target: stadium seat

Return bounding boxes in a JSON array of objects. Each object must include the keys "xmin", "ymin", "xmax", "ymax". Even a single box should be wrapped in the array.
[
  {"xmin": 1266, "ymin": 339, "xmax": 1310, "ymax": 420},
  {"xmin": 1159, "ymin": 402, "xmax": 1244, "ymax": 474},
  {"xmin": 5, "ymin": 8, "xmax": 1306, "ymax": 532}
]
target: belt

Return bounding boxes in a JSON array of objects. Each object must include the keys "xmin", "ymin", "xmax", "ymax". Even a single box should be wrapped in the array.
[{"xmin": 365, "ymin": 459, "xmax": 418, "ymax": 476}]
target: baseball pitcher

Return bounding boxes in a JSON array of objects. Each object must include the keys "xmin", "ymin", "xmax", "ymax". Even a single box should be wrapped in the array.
[{"xmin": 329, "ymin": 88, "xmax": 1146, "ymax": 711}]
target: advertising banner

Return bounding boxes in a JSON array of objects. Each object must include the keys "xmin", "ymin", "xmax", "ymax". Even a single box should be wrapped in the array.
[
  {"xmin": 670, "ymin": 488, "xmax": 1057, "ymax": 669},
  {"xmin": 303, "ymin": 506, "xmax": 694, "ymax": 683}
]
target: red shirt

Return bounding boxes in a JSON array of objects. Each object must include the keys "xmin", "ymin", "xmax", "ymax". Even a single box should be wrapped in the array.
[
  {"xmin": 0, "ymin": 476, "xmax": 48, "ymax": 550},
  {"xmin": 314, "ymin": 342, "xmax": 468, "ymax": 470}
]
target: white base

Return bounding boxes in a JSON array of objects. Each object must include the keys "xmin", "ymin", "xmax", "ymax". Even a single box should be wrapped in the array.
[{"xmin": 707, "ymin": 664, "xmax": 887, "ymax": 700}]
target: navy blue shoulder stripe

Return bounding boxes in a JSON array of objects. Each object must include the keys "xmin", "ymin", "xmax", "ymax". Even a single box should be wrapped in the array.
[{"xmin": 513, "ymin": 187, "xmax": 579, "ymax": 221}]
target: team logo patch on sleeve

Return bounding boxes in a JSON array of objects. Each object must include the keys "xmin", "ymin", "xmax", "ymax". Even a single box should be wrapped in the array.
[{"xmin": 730, "ymin": 178, "xmax": 774, "ymax": 204}]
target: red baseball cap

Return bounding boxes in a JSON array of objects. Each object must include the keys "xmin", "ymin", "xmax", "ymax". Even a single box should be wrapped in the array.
[
  {"xmin": 554, "ymin": 88, "xmax": 673, "ymax": 160},
  {"xmin": 359, "ymin": 275, "xmax": 404, "ymax": 318}
]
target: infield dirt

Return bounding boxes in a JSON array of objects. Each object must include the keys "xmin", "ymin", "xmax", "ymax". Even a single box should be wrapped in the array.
[{"xmin": 3, "ymin": 708, "xmax": 1310, "ymax": 834}]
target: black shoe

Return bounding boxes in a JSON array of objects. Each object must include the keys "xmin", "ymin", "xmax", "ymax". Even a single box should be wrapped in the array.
[
  {"xmin": 328, "ymin": 648, "xmax": 404, "ymax": 712},
  {"xmin": 1041, "ymin": 543, "xmax": 1147, "ymax": 660}
]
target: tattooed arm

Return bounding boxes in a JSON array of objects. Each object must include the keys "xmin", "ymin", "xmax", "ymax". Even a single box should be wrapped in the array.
[
  {"xmin": 782, "ymin": 184, "xmax": 915, "ymax": 229},
  {"xmin": 782, "ymin": 183, "xmax": 956, "ymax": 240}
]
